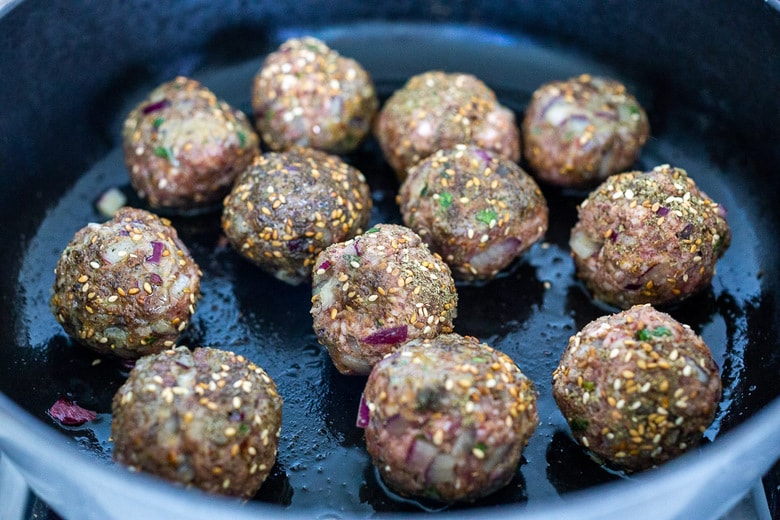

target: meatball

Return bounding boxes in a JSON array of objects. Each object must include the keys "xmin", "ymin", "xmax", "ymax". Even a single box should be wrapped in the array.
[
  {"xmin": 221, "ymin": 147, "xmax": 372, "ymax": 285},
  {"xmin": 522, "ymin": 74, "xmax": 650, "ymax": 187},
  {"xmin": 375, "ymin": 71, "xmax": 520, "ymax": 181},
  {"xmin": 251, "ymin": 36, "xmax": 378, "ymax": 153},
  {"xmin": 122, "ymin": 76, "xmax": 260, "ymax": 210},
  {"xmin": 552, "ymin": 304, "xmax": 721, "ymax": 471},
  {"xmin": 50, "ymin": 207, "xmax": 201, "ymax": 359},
  {"xmin": 569, "ymin": 164, "xmax": 731, "ymax": 309},
  {"xmin": 310, "ymin": 224, "xmax": 458, "ymax": 375},
  {"xmin": 111, "ymin": 346, "xmax": 283, "ymax": 498},
  {"xmin": 362, "ymin": 333, "xmax": 538, "ymax": 502},
  {"xmin": 398, "ymin": 144, "xmax": 548, "ymax": 280}
]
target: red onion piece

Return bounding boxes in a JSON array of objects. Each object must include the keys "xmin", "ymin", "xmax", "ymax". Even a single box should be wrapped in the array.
[
  {"xmin": 47, "ymin": 398, "xmax": 97, "ymax": 426},
  {"xmin": 362, "ymin": 325, "xmax": 408, "ymax": 345},
  {"xmin": 317, "ymin": 260, "xmax": 332, "ymax": 271},
  {"xmin": 426, "ymin": 453, "xmax": 456, "ymax": 484},
  {"xmin": 384, "ymin": 414, "xmax": 410, "ymax": 436},
  {"xmin": 146, "ymin": 241, "xmax": 164, "ymax": 263},
  {"xmin": 142, "ymin": 99, "xmax": 170, "ymax": 114},
  {"xmin": 474, "ymin": 148, "xmax": 493, "ymax": 164},
  {"xmin": 353, "ymin": 239, "xmax": 362, "ymax": 257},
  {"xmin": 149, "ymin": 273, "xmax": 163, "ymax": 285},
  {"xmin": 610, "ymin": 230, "xmax": 619, "ymax": 243},
  {"xmin": 356, "ymin": 393, "xmax": 370, "ymax": 428},
  {"xmin": 678, "ymin": 223, "xmax": 694, "ymax": 240},
  {"xmin": 406, "ymin": 438, "xmax": 439, "ymax": 473},
  {"xmin": 656, "ymin": 206, "xmax": 670, "ymax": 216}
]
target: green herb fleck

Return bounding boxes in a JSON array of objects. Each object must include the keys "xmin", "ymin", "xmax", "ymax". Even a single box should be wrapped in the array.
[
  {"xmin": 439, "ymin": 192, "xmax": 452, "ymax": 209},
  {"xmin": 265, "ymin": 109, "xmax": 275, "ymax": 122},
  {"xmin": 474, "ymin": 441, "xmax": 488, "ymax": 453},
  {"xmin": 344, "ymin": 253, "xmax": 360, "ymax": 266},
  {"xmin": 238, "ymin": 423, "xmax": 250, "ymax": 436},
  {"xmin": 419, "ymin": 183, "xmax": 429, "ymax": 197},
  {"xmin": 364, "ymin": 226, "xmax": 380, "ymax": 234},
  {"xmin": 237, "ymin": 131, "xmax": 247, "ymax": 148},
  {"xmin": 629, "ymin": 105, "xmax": 640, "ymax": 116},
  {"xmin": 471, "ymin": 356, "xmax": 487, "ymax": 363},
  {"xmin": 532, "ymin": 126, "xmax": 543, "ymax": 136},
  {"xmin": 152, "ymin": 117, "xmax": 165, "ymax": 129},
  {"xmin": 141, "ymin": 334, "xmax": 158, "ymax": 345},
  {"xmin": 475, "ymin": 208, "xmax": 498, "ymax": 226},
  {"xmin": 582, "ymin": 381, "xmax": 595, "ymax": 392},
  {"xmin": 569, "ymin": 417, "xmax": 589, "ymax": 432},
  {"xmin": 563, "ymin": 130, "xmax": 575, "ymax": 141},
  {"xmin": 637, "ymin": 326, "xmax": 672, "ymax": 341},
  {"xmin": 153, "ymin": 146, "xmax": 174, "ymax": 162}
]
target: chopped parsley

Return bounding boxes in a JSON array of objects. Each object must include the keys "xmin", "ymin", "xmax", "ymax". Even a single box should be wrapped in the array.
[
  {"xmin": 419, "ymin": 183, "xmax": 429, "ymax": 197},
  {"xmin": 152, "ymin": 117, "xmax": 165, "ymax": 129},
  {"xmin": 582, "ymin": 381, "xmax": 595, "ymax": 392},
  {"xmin": 636, "ymin": 326, "xmax": 672, "ymax": 342},
  {"xmin": 569, "ymin": 417, "xmax": 589, "ymax": 432},
  {"xmin": 238, "ymin": 423, "xmax": 250, "ymax": 436},
  {"xmin": 439, "ymin": 191, "xmax": 453, "ymax": 209},
  {"xmin": 237, "ymin": 130, "xmax": 247, "ymax": 148},
  {"xmin": 475, "ymin": 208, "xmax": 498, "ymax": 226},
  {"xmin": 363, "ymin": 226, "xmax": 380, "ymax": 234},
  {"xmin": 153, "ymin": 146, "xmax": 174, "ymax": 162}
]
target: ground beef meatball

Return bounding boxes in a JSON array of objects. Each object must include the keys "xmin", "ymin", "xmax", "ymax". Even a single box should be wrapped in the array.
[
  {"xmin": 222, "ymin": 147, "xmax": 372, "ymax": 285},
  {"xmin": 398, "ymin": 144, "xmax": 548, "ymax": 280},
  {"xmin": 552, "ymin": 304, "xmax": 721, "ymax": 472},
  {"xmin": 569, "ymin": 164, "xmax": 731, "ymax": 309},
  {"xmin": 251, "ymin": 36, "xmax": 378, "ymax": 153},
  {"xmin": 111, "ymin": 346, "xmax": 283, "ymax": 498},
  {"xmin": 522, "ymin": 74, "xmax": 650, "ymax": 187},
  {"xmin": 50, "ymin": 207, "xmax": 201, "ymax": 359},
  {"xmin": 362, "ymin": 333, "xmax": 538, "ymax": 502},
  {"xmin": 122, "ymin": 76, "xmax": 260, "ymax": 210},
  {"xmin": 375, "ymin": 71, "xmax": 520, "ymax": 181},
  {"xmin": 310, "ymin": 224, "xmax": 458, "ymax": 375}
]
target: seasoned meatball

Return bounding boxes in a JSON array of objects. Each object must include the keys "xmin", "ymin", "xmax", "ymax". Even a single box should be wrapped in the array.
[
  {"xmin": 310, "ymin": 224, "xmax": 458, "ymax": 375},
  {"xmin": 569, "ymin": 164, "xmax": 731, "ymax": 309},
  {"xmin": 50, "ymin": 207, "xmax": 201, "ymax": 359},
  {"xmin": 398, "ymin": 144, "xmax": 548, "ymax": 280},
  {"xmin": 221, "ymin": 147, "xmax": 372, "ymax": 285},
  {"xmin": 111, "ymin": 346, "xmax": 283, "ymax": 498},
  {"xmin": 122, "ymin": 76, "xmax": 260, "ymax": 210},
  {"xmin": 252, "ymin": 36, "xmax": 378, "ymax": 153},
  {"xmin": 522, "ymin": 74, "xmax": 650, "ymax": 187},
  {"xmin": 362, "ymin": 333, "xmax": 538, "ymax": 502},
  {"xmin": 375, "ymin": 71, "xmax": 520, "ymax": 181},
  {"xmin": 552, "ymin": 304, "xmax": 721, "ymax": 471}
]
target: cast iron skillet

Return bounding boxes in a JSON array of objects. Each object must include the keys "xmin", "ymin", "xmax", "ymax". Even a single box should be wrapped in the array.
[{"xmin": 1, "ymin": 1, "xmax": 779, "ymax": 519}]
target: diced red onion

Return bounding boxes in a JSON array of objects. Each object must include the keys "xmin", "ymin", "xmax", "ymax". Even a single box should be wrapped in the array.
[
  {"xmin": 406, "ymin": 438, "xmax": 439, "ymax": 472},
  {"xmin": 47, "ymin": 398, "xmax": 97, "ymax": 426},
  {"xmin": 678, "ymin": 223, "xmax": 694, "ymax": 240},
  {"xmin": 356, "ymin": 393, "xmax": 370, "ymax": 428},
  {"xmin": 656, "ymin": 206, "xmax": 670, "ymax": 216},
  {"xmin": 594, "ymin": 110, "xmax": 618, "ymax": 121},
  {"xmin": 717, "ymin": 205, "xmax": 728, "ymax": 218},
  {"xmin": 425, "ymin": 453, "xmax": 456, "ymax": 484},
  {"xmin": 569, "ymin": 230, "xmax": 600, "ymax": 259},
  {"xmin": 474, "ymin": 148, "xmax": 493, "ymax": 164},
  {"xmin": 142, "ymin": 99, "xmax": 170, "ymax": 114},
  {"xmin": 362, "ymin": 325, "xmax": 408, "ymax": 345},
  {"xmin": 354, "ymin": 239, "xmax": 362, "ymax": 257},
  {"xmin": 317, "ymin": 260, "xmax": 332, "ymax": 271},
  {"xmin": 149, "ymin": 273, "xmax": 163, "ymax": 285},
  {"xmin": 610, "ymin": 230, "xmax": 619, "ymax": 243},
  {"xmin": 538, "ymin": 94, "xmax": 564, "ymax": 119},
  {"xmin": 384, "ymin": 414, "xmax": 410, "ymax": 436},
  {"xmin": 146, "ymin": 241, "xmax": 164, "ymax": 264},
  {"xmin": 624, "ymin": 283, "xmax": 641, "ymax": 290}
]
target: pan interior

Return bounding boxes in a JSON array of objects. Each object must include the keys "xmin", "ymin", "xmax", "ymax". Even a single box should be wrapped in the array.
[{"xmin": 2, "ymin": 23, "xmax": 775, "ymax": 514}]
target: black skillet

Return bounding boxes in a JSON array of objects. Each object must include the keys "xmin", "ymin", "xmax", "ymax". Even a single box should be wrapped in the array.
[{"xmin": 1, "ymin": 1, "xmax": 779, "ymax": 518}]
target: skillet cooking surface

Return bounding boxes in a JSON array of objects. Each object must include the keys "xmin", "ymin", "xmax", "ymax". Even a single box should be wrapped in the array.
[{"xmin": 1, "ymin": 24, "xmax": 776, "ymax": 514}]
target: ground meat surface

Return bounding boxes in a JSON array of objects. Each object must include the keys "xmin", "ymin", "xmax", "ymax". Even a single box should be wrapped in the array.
[
  {"xmin": 221, "ymin": 147, "xmax": 372, "ymax": 285},
  {"xmin": 398, "ymin": 144, "xmax": 548, "ymax": 280},
  {"xmin": 111, "ymin": 346, "xmax": 283, "ymax": 498},
  {"xmin": 122, "ymin": 76, "xmax": 260, "ymax": 210},
  {"xmin": 552, "ymin": 304, "xmax": 721, "ymax": 471},
  {"xmin": 363, "ymin": 333, "xmax": 538, "ymax": 502},
  {"xmin": 522, "ymin": 74, "xmax": 649, "ymax": 187},
  {"xmin": 50, "ymin": 207, "xmax": 201, "ymax": 358},
  {"xmin": 310, "ymin": 224, "xmax": 458, "ymax": 375},
  {"xmin": 569, "ymin": 164, "xmax": 731, "ymax": 309},
  {"xmin": 374, "ymin": 71, "xmax": 520, "ymax": 181},
  {"xmin": 252, "ymin": 36, "xmax": 378, "ymax": 153}
]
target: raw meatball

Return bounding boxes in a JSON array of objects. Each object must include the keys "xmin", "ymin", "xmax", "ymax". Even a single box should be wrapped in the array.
[
  {"xmin": 552, "ymin": 304, "xmax": 721, "ymax": 471},
  {"xmin": 362, "ymin": 333, "xmax": 538, "ymax": 502},
  {"xmin": 569, "ymin": 164, "xmax": 731, "ymax": 309},
  {"xmin": 522, "ymin": 74, "xmax": 650, "ymax": 187},
  {"xmin": 398, "ymin": 144, "xmax": 548, "ymax": 280},
  {"xmin": 111, "ymin": 346, "xmax": 283, "ymax": 498},
  {"xmin": 50, "ymin": 207, "xmax": 201, "ymax": 359},
  {"xmin": 375, "ymin": 71, "xmax": 520, "ymax": 181},
  {"xmin": 252, "ymin": 36, "xmax": 378, "ymax": 153},
  {"xmin": 310, "ymin": 224, "xmax": 458, "ymax": 375},
  {"xmin": 122, "ymin": 76, "xmax": 260, "ymax": 210},
  {"xmin": 221, "ymin": 147, "xmax": 372, "ymax": 285}
]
